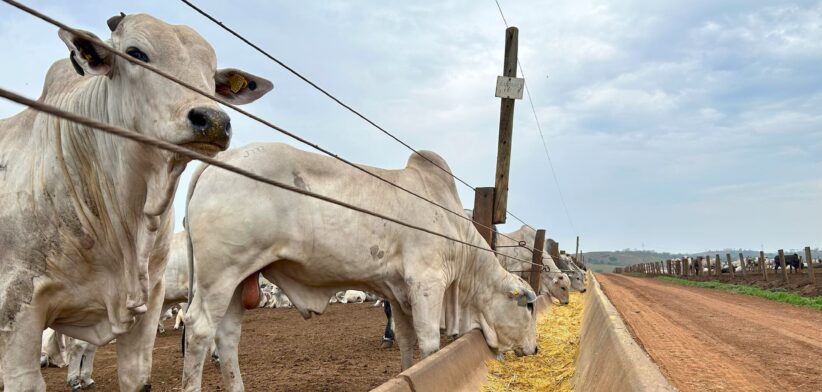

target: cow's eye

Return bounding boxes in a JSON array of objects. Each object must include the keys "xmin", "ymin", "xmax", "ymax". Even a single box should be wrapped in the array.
[
  {"xmin": 561, "ymin": 287, "xmax": 567, "ymax": 291},
  {"xmin": 126, "ymin": 47, "xmax": 150, "ymax": 63}
]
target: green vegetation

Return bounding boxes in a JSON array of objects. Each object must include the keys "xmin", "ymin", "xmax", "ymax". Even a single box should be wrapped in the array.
[
  {"xmin": 656, "ymin": 276, "xmax": 822, "ymax": 311},
  {"xmin": 586, "ymin": 263, "xmax": 618, "ymax": 273}
]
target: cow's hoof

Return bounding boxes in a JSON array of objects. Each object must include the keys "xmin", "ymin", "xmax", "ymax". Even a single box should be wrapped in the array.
[
  {"xmin": 140, "ymin": 384, "xmax": 152, "ymax": 392},
  {"xmin": 68, "ymin": 380, "xmax": 82, "ymax": 392},
  {"xmin": 380, "ymin": 338, "xmax": 394, "ymax": 349},
  {"xmin": 82, "ymin": 380, "xmax": 96, "ymax": 389}
]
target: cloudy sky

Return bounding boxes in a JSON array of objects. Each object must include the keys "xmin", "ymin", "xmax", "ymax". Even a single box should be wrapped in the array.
[{"xmin": 0, "ymin": 0, "xmax": 819, "ymax": 253}]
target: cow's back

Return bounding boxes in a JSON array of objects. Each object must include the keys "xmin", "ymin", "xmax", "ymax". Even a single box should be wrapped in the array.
[{"xmin": 186, "ymin": 143, "xmax": 471, "ymax": 288}]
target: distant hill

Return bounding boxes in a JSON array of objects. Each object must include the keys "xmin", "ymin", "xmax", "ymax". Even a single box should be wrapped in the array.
[{"xmin": 581, "ymin": 248, "xmax": 820, "ymax": 273}]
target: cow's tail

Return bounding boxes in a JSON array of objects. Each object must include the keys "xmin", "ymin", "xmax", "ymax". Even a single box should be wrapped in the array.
[{"xmin": 182, "ymin": 162, "xmax": 210, "ymax": 355}]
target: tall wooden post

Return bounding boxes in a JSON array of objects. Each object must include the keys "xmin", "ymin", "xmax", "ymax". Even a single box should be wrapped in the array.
[
  {"xmin": 547, "ymin": 239, "xmax": 560, "ymax": 261},
  {"xmin": 778, "ymin": 249, "xmax": 788, "ymax": 283},
  {"xmin": 806, "ymin": 246, "xmax": 816, "ymax": 284},
  {"xmin": 528, "ymin": 229, "xmax": 546, "ymax": 292},
  {"xmin": 739, "ymin": 252, "xmax": 746, "ymax": 277},
  {"xmin": 760, "ymin": 250, "xmax": 768, "ymax": 282},
  {"xmin": 492, "ymin": 27, "xmax": 520, "ymax": 224},
  {"xmin": 575, "ymin": 236, "xmax": 580, "ymax": 268},
  {"xmin": 472, "ymin": 187, "xmax": 495, "ymax": 248},
  {"xmin": 726, "ymin": 253, "xmax": 735, "ymax": 279},
  {"xmin": 714, "ymin": 254, "xmax": 721, "ymax": 278},
  {"xmin": 683, "ymin": 258, "xmax": 689, "ymax": 277}
]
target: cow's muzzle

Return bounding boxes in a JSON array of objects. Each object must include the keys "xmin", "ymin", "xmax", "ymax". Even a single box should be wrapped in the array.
[{"xmin": 186, "ymin": 107, "xmax": 231, "ymax": 150}]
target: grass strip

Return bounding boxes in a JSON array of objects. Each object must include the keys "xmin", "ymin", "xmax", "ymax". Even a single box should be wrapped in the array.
[{"xmin": 656, "ymin": 276, "xmax": 822, "ymax": 311}]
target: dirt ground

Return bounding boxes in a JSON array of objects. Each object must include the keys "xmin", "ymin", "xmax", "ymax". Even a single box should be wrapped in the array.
[
  {"xmin": 598, "ymin": 273, "xmax": 822, "ymax": 392},
  {"xmin": 42, "ymin": 303, "xmax": 418, "ymax": 391}
]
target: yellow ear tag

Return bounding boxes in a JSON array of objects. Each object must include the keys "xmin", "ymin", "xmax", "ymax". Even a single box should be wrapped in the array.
[
  {"xmin": 511, "ymin": 288, "xmax": 520, "ymax": 297},
  {"xmin": 228, "ymin": 74, "xmax": 248, "ymax": 94}
]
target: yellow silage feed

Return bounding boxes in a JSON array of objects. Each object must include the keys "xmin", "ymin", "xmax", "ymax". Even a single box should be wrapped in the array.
[{"xmin": 483, "ymin": 292, "xmax": 585, "ymax": 392}]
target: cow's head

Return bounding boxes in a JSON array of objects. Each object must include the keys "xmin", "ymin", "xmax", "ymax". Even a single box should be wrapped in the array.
[
  {"xmin": 568, "ymin": 270, "xmax": 586, "ymax": 293},
  {"xmin": 542, "ymin": 272, "xmax": 569, "ymax": 305},
  {"xmin": 479, "ymin": 275, "xmax": 538, "ymax": 357},
  {"xmin": 58, "ymin": 13, "xmax": 272, "ymax": 156}
]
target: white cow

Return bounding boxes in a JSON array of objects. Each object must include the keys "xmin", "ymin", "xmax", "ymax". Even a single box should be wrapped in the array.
[
  {"xmin": 557, "ymin": 254, "xmax": 587, "ymax": 292},
  {"xmin": 39, "ymin": 329, "xmax": 67, "ymax": 369},
  {"xmin": 0, "ymin": 13, "xmax": 271, "ymax": 391},
  {"xmin": 37, "ymin": 329, "xmax": 96, "ymax": 391},
  {"xmin": 339, "ymin": 290, "xmax": 367, "ymax": 304},
  {"xmin": 181, "ymin": 143, "xmax": 539, "ymax": 391},
  {"xmin": 494, "ymin": 226, "xmax": 571, "ymax": 305}
]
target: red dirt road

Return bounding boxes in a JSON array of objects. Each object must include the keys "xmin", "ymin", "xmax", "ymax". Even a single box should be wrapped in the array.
[{"xmin": 597, "ymin": 273, "xmax": 822, "ymax": 392}]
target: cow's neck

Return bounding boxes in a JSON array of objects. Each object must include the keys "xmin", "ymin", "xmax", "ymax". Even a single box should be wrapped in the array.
[
  {"xmin": 450, "ymin": 226, "xmax": 512, "ymax": 323},
  {"xmin": 42, "ymin": 75, "xmax": 185, "ymax": 334}
]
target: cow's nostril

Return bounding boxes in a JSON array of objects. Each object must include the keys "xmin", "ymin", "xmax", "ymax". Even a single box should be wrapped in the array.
[{"xmin": 188, "ymin": 109, "xmax": 208, "ymax": 130}]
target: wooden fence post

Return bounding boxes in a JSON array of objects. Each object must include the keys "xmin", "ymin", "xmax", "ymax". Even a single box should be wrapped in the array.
[
  {"xmin": 575, "ymin": 236, "xmax": 580, "ymax": 269},
  {"xmin": 472, "ymin": 187, "xmax": 495, "ymax": 248},
  {"xmin": 778, "ymin": 249, "xmax": 788, "ymax": 283},
  {"xmin": 492, "ymin": 27, "xmax": 520, "ymax": 224},
  {"xmin": 528, "ymin": 229, "xmax": 546, "ymax": 292},
  {"xmin": 547, "ymin": 239, "xmax": 559, "ymax": 261},
  {"xmin": 738, "ymin": 252, "xmax": 746, "ymax": 277},
  {"xmin": 714, "ymin": 254, "xmax": 721, "ymax": 278},
  {"xmin": 726, "ymin": 253, "xmax": 735, "ymax": 279},
  {"xmin": 760, "ymin": 250, "xmax": 768, "ymax": 282},
  {"xmin": 683, "ymin": 258, "xmax": 690, "ymax": 277},
  {"xmin": 806, "ymin": 246, "xmax": 816, "ymax": 284}
]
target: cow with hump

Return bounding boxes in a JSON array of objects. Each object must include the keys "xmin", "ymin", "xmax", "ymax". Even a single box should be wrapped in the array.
[
  {"xmin": 0, "ymin": 13, "xmax": 271, "ymax": 391},
  {"xmin": 494, "ymin": 225, "xmax": 572, "ymax": 305},
  {"xmin": 182, "ymin": 142, "xmax": 539, "ymax": 391}
]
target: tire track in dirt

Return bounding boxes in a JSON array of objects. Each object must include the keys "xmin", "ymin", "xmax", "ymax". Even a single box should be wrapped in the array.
[{"xmin": 597, "ymin": 273, "xmax": 822, "ymax": 392}]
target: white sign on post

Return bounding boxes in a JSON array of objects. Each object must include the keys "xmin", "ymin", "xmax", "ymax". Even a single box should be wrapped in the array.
[{"xmin": 495, "ymin": 76, "xmax": 524, "ymax": 100}]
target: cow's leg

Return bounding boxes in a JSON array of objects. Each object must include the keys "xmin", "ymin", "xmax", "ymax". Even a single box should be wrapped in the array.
[
  {"xmin": 1, "ymin": 308, "xmax": 46, "ymax": 391},
  {"xmin": 381, "ymin": 301, "xmax": 394, "ymax": 348},
  {"xmin": 80, "ymin": 344, "xmax": 97, "ymax": 388},
  {"xmin": 409, "ymin": 285, "xmax": 445, "ymax": 359},
  {"xmin": 182, "ymin": 286, "xmax": 235, "ymax": 391},
  {"xmin": 390, "ymin": 302, "xmax": 416, "ymax": 370},
  {"xmin": 115, "ymin": 280, "xmax": 165, "ymax": 392},
  {"xmin": 174, "ymin": 305, "xmax": 186, "ymax": 330},
  {"xmin": 65, "ymin": 338, "xmax": 84, "ymax": 391},
  {"xmin": 214, "ymin": 287, "xmax": 245, "ymax": 392}
]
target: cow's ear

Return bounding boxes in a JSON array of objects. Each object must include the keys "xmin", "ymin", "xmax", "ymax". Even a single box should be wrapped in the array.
[
  {"xmin": 58, "ymin": 29, "xmax": 113, "ymax": 76},
  {"xmin": 215, "ymin": 68, "xmax": 273, "ymax": 105}
]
